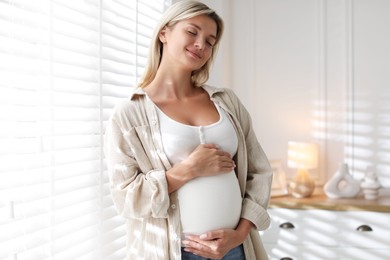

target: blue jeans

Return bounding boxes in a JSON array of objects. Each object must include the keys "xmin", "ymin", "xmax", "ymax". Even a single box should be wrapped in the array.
[{"xmin": 181, "ymin": 244, "xmax": 245, "ymax": 260}]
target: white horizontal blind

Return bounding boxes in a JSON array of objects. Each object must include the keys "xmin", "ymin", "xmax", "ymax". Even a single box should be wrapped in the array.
[{"xmin": 0, "ymin": 0, "xmax": 170, "ymax": 259}]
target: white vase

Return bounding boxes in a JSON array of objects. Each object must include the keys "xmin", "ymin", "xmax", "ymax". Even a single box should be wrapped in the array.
[
  {"xmin": 360, "ymin": 167, "xmax": 381, "ymax": 200},
  {"xmin": 324, "ymin": 163, "xmax": 360, "ymax": 199}
]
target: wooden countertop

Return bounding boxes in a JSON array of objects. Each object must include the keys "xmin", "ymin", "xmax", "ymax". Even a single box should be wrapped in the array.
[{"xmin": 270, "ymin": 193, "xmax": 390, "ymax": 212}]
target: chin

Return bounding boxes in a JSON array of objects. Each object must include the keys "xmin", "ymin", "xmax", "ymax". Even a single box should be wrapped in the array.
[{"xmin": 181, "ymin": 64, "xmax": 203, "ymax": 73}]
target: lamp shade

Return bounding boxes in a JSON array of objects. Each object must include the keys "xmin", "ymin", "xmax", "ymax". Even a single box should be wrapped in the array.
[{"xmin": 288, "ymin": 142, "xmax": 318, "ymax": 169}]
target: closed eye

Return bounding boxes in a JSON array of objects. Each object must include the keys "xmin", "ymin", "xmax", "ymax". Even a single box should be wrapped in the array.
[
  {"xmin": 186, "ymin": 27, "xmax": 215, "ymax": 48},
  {"xmin": 187, "ymin": 30, "xmax": 197, "ymax": 36},
  {"xmin": 206, "ymin": 38, "xmax": 216, "ymax": 47}
]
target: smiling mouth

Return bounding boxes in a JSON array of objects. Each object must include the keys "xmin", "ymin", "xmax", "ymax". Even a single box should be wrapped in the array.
[{"xmin": 187, "ymin": 49, "xmax": 201, "ymax": 59}]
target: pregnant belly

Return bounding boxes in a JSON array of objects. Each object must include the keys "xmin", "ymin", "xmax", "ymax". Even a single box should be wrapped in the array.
[{"xmin": 177, "ymin": 171, "xmax": 242, "ymax": 235}]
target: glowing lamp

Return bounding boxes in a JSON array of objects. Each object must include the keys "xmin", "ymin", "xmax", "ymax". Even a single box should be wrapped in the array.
[{"xmin": 287, "ymin": 142, "xmax": 318, "ymax": 198}]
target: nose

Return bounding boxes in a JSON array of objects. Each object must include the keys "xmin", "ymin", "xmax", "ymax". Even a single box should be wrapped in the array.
[{"xmin": 194, "ymin": 38, "xmax": 205, "ymax": 50}]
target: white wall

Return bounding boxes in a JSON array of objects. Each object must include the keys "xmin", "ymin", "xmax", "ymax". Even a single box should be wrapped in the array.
[{"xmin": 206, "ymin": 0, "xmax": 390, "ymax": 188}]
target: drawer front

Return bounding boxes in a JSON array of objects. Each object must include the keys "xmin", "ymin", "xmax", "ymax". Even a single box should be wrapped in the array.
[
  {"xmin": 261, "ymin": 209, "xmax": 339, "ymax": 246},
  {"xmin": 263, "ymin": 243, "xmax": 340, "ymax": 260},
  {"xmin": 334, "ymin": 247, "xmax": 390, "ymax": 260},
  {"xmin": 261, "ymin": 208, "xmax": 390, "ymax": 257},
  {"xmin": 339, "ymin": 211, "xmax": 390, "ymax": 248},
  {"xmin": 264, "ymin": 243, "xmax": 390, "ymax": 260}
]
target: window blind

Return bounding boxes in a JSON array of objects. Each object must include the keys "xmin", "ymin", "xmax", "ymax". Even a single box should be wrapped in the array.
[{"xmin": 0, "ymin": 0, "xmax": 170, "ymax": 259}]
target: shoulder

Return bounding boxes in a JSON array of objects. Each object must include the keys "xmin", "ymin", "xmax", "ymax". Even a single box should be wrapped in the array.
[
  {"xmin": 203, "ymin": 85, "xmax": 253, "ymax": 128},
  {"xmin": 110, "ymin": 88, "xmax": 148, "ymax": 127},
  {"xmin": 202, "ymin": 84, "xmax": 240, "ymax": 103},
  {"xmin": 202, "ymin": 85, "xmax": 243, "ymax": 112}
]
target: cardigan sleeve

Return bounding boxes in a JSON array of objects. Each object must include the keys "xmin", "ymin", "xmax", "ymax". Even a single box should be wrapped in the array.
[
  {"xmin": 241, "ymin": 130, "xmax": 273, "ymax": 231},
  {"xmin": 224, "ymin": 89, "xmax": 273, "ymax": 231},
  {"xmin": 104, "ymin": 114, "xmax": 170, "ymax": 219}
]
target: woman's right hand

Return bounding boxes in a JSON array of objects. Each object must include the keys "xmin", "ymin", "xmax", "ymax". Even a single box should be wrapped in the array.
[
  {"xmin": 183, "ymin": 143, "xmax": 235, "ymax": 179},
  {"xmin": 166, "ymin": 144, "xmax": 235, "ymax": 193}
]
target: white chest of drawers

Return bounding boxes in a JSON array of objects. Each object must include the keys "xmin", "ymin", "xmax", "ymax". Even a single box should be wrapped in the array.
[{"xmin": 261, "ymin": 195, "xmax": 390, "ymax": 260}]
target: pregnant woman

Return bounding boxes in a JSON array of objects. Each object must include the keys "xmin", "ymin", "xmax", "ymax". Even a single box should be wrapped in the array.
[{"xmin": 104, "ymin": 1, "xmax": 273, "ymax": 259}]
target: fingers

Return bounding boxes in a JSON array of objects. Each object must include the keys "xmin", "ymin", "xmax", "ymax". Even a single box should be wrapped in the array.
[
  {"xmin": 200, "ymin": 144, "xmax": 232, "ymax": 158},
  {"xmin": 186, "ymin": 143, "xmax": 236, "ymax": 178},
  {"xmin": 199, "ymin": 231, "xmax": 220, "ymax": 241},
  {"xmin": 214, "ymin": 152, "xmax": 236, "ymax": 172},
  {"xmin": 182, "ymin": 238, "xmax": 217, "ymax": 259},
  {"xmin": 182, "ymin": 230, "xmax": 237, "ymax": 259},
  {"xmin": 201, "ymin": 144, "xmax": 234, "ymax": 165},
  {"xmin": 182, "ymin": 234, "xmax": 225, "ymax": 259},
  {"xmin": 201, "ymin": 143, "xmax": 219, "ymax": 150}
]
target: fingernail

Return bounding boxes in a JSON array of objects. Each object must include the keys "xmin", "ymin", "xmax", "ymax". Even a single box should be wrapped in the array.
[{"xmin": 199, "ymin": 234, "xmax": 207, "ymax": 239}]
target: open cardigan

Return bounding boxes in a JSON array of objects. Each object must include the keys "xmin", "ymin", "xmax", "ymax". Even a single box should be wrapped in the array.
[{"xmin": 104, "ymin": 85, "xmax": 273, "ymax": 259}]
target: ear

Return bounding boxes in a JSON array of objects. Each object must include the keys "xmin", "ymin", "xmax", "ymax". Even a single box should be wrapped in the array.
[{"xmin": 159, "ymin": 26, "xmax": 167, "ymax": 43}]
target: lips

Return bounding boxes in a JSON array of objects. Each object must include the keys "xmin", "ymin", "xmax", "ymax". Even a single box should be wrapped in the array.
[{"xmin": 186, "ymin": 48, "xmax": 202, "ymax": 59}]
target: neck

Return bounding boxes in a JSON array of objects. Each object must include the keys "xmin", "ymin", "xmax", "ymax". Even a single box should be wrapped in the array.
[{"xmin": 145, "ymin": 65, "xmax": 197, "ymax": 100}]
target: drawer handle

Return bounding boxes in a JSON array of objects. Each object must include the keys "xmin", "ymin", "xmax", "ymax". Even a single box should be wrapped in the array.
[
  {"xmin": 280, "ymin": 258, "xmax": 293, "ymax": 260},
  {"xmin": 279, "ymin": 222, "xmax": 295, "ymax": 229},
  {"xmin": 356, "ymin": 225, "xmax": 373, "ymax": 232}
]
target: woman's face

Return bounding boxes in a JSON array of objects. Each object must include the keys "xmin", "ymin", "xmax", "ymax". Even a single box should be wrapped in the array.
[{"xmin": 160, "ymin": 15, "xmax": 217, "ymax": 72}]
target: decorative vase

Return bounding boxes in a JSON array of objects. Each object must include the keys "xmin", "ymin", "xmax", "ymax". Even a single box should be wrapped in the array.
[
  {"xmin": 324, "ymin": 163, "xmax": 360, "ymax": 199},
  {"xmin": 360, "ymin": 167, "xmax": 381, "ymax": 200}
]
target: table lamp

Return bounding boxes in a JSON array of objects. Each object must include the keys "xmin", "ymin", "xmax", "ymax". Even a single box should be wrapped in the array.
[{"xmin": 287, "ymin": 141, "xmax": 318, "ymax": 198}]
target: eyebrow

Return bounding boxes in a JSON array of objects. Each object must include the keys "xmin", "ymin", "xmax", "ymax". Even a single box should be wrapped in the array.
[{"xmin": 188, "ymin": 23, "xmax": 217, "ymax": 39}]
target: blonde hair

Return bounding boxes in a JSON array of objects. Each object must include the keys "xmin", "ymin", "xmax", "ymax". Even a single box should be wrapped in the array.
[{"xmin": 138, "ymin": 0, "xmax": 224, "ymax": 88}]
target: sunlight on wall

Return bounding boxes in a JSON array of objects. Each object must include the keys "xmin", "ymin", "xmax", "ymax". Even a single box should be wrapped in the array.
[
  {"xmin": 347, "ymin": 92, "xmax": 390, "ymax": 186},
  {"xmin": 312, "ymin": 90, "xmax": 390, "ymax": 189}
]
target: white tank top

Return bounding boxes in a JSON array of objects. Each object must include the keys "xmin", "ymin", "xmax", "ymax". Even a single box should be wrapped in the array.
[{"xmin": 155, "ymin": 102, "xmax": 242, "ymax": 236}]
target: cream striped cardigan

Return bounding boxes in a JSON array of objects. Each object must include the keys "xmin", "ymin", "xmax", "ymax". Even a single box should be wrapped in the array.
[{"xmin": 104, "ymin": 85, "xmax": 272, "ymax": 260}]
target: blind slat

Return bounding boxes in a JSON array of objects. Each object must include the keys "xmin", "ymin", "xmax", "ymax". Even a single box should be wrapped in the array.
[{"xmin": 0, "ymin": 0, "xmax": 170, "ymax": 259}]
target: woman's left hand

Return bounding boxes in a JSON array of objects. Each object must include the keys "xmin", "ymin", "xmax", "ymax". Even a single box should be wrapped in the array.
[{"xmin": 182, "ymin": 228, "xmax": 244, "ymax": 259}]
